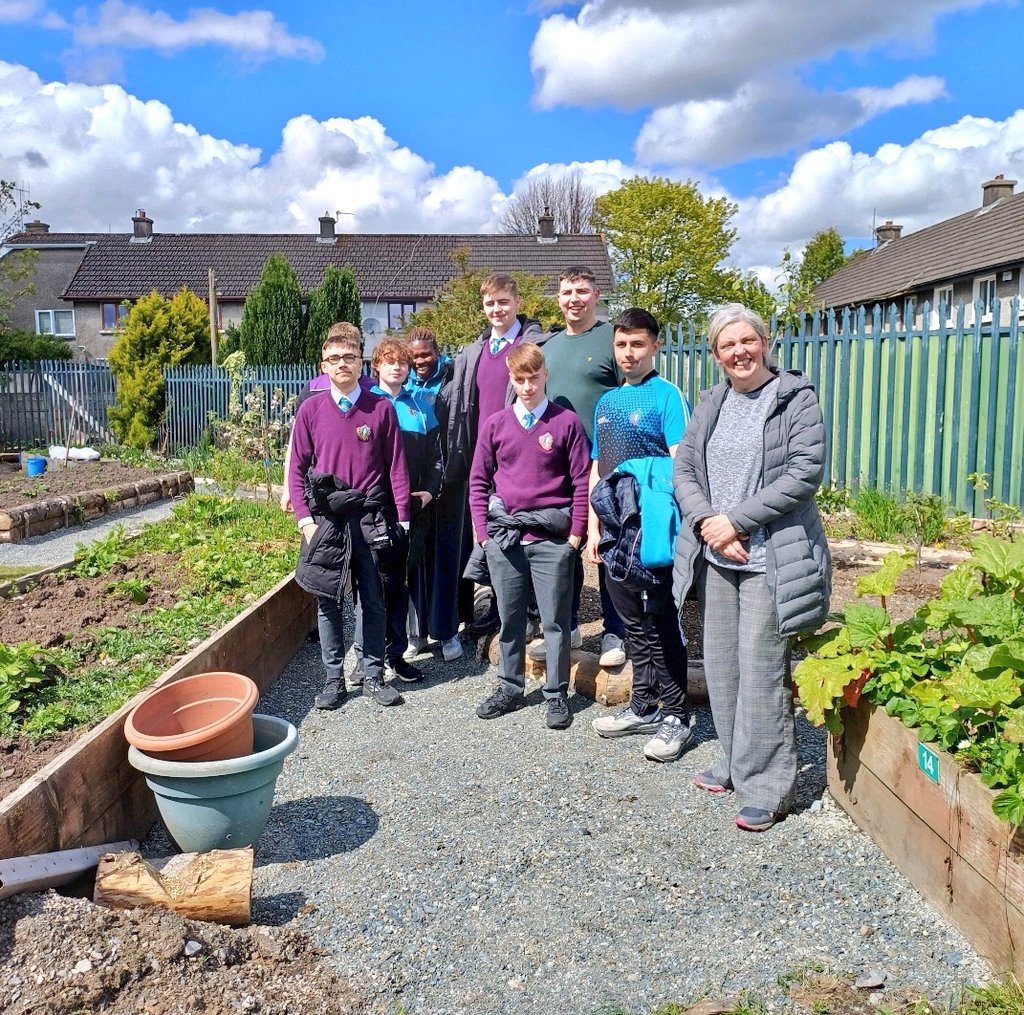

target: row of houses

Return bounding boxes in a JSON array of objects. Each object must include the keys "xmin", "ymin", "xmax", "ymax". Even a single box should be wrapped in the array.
[
  {"xmin": 1, "ymin": 173, "xmax": 1022, "ymax": 359},
  {"xmin": 1, "ymin": 211, "xmax": 613, "ymax": 361}
]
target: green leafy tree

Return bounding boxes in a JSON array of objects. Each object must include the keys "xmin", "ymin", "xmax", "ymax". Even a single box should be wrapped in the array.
[
  {"xmin": 798, "ymin": 227, "xmax": 849, "ymax": 292},
  {"xmin": 406, "ymin": 248, "xmax": 561, "ymax": 347},
  {"xmin": 304, "ymin": 264, "xmax": 361, "ymax": 364},
  {"xmin": 0, "ymin": 179, "xmax": 39, "ymax": 332},
  {"xmin": 723, "ymin": 270, "xmax": 776, "ymax": 325},
  {"xmin": 239, "ymin": 252, "xmax": 304, "ymax": 364},
  {"xmin": 0, "ymin": 329, "xmax": 73, "ymax": 362},
  {"xmin": 591, "ymin": 176, "xmax": 738, "ymax": 325},
  {"xmin": 108, "ymin": 288, "xmax": 209, "ymax": 448}
]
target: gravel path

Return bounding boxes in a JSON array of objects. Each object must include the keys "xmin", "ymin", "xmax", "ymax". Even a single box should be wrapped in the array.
[{"xmin": 140, "ymin": 634, "xmax": 992, "ymax": 1015}]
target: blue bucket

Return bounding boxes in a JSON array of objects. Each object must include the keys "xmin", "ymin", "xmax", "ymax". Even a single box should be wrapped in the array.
[{"xmin": 24, "ymin": 456, "xmax": 47, "ymax": 477}]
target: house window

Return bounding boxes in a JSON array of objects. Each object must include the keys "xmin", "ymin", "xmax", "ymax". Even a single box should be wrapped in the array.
[
  {"xmin": 102, "ymin": 302, "xmax": 130, "ymax": 331},
  {"xmin": 387, "ymin": 302, "xmax": 416, "ymax": 330},
  {"xmin": 36, "ymin": 309, "xmax": 75, "ymax": 337},
  {"xmin": 975, "ymin": 275, "xmax": 997, "ymax": 317},
  {"xmin": 934, "ymin": 285, "xmax": 953, "ymax": 323}
]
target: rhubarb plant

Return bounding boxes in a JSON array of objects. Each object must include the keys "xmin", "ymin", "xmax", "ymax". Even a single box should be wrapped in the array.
[{"xmin": 794, "ymin": 535, "xmax": 1024, "ymax": 824}]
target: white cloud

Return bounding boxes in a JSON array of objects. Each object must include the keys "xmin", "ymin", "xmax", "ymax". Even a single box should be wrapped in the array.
[
  {"xmin": 636, "ymin": 74, "xmax": 947, "ymax": 167},
  {"xmin": 0, "ymin": 0, "xmax": 42, "ymax": 22},
  {"xmin": 72, "ymin": 1, "xmax": 324, "ymax": 60},
  {"xmin": 0, "ymin": 61, "xmax": 499, "ymax": 235},
  {"xmin": 531, "ymin": 0, "xmax": 993, "ymax": 163},
  {"xmin": 732, "ymin": 110, "xmax": 1024, "ymax": 272}
]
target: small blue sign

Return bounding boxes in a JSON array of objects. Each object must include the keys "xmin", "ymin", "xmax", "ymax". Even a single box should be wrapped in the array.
[{"xmin": 918, "ymin": 743, "xmax": 940, "ymax": 784}]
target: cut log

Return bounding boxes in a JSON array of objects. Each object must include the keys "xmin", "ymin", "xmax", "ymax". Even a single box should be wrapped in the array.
[{"xmin": 94, "ymin": 848, "xmax": 253, "ymax": 926}]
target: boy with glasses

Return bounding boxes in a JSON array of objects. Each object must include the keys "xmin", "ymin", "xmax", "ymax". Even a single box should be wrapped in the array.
[{"xmin": 288, "ymin": 327, "xmax": 411, "ymax": 710}]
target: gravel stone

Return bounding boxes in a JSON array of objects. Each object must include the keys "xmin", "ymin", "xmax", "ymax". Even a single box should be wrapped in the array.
[{"xmin": 140, "ymin": 633, "xmax": 992, "ymax": 1014}]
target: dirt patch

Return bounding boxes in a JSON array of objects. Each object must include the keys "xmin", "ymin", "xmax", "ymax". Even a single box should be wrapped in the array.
[
  {"xmin": 0, "ymin": 459, "xmax": 163, "ymax": 512},
  {"xmin": 0, "ymin": 890, "xmax": 364, "ymax": 1014},
  {"xmin": 0, "ymin": 553, "xmax": 185, "ymax": 788},
  {"xmin": 829, "ymin": 555, "xmax": 950, "ymax": 623}
]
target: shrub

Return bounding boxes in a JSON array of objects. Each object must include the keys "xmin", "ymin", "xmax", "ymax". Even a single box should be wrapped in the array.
[
  {"xmin": 0, "ymin": 328, "xmax": 74, "ymax": 362},
  {"xmin": 304, "ymin": 264, "xmax": 361, "ymax": 364},
  {"xmin": 239, "ymin": 253, "xmax": 304, "ymax": 364}
]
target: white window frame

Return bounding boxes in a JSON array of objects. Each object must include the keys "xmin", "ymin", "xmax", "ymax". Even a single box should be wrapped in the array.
[
  {"xmin": 35, "ymin": 309, "xmax": 76, "ymax": 337},
  {"xmin": 975, "ymin": 275, "xmax": 997, "ymax": 320},
  {"xmin": 387, "ymin": 301, "xmax": 416, "ymax": 331},
  {"xmin": 933, "ymin": 285, "xmax": 953, "ymax": 324}
]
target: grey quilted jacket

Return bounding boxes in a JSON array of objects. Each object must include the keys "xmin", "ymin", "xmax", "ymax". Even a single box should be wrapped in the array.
[{"xmin": 671, "ymin": 369, "xmax": 831, "ymax": 636}]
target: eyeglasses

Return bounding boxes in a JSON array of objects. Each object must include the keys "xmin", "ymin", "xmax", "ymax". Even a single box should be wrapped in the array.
[{"xmin": 322, "ymin": 354, "xmax": 360, "ymax": 366}]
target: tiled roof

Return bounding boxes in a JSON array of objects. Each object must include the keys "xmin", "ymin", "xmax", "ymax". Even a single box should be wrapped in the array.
[
  {"xmin": 814, "ymin": 189, "xmax": 1024, "ymax": 307},
  {"xmin": 6, "ymin": 230, "xmax": 613, "ymax": 302}
]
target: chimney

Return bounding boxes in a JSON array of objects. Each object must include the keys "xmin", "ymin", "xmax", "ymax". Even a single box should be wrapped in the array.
[
  {"xmin": 24, "ymin": 219, "xmax": 49, "ymax": 235},
  {"xmin": 982, "ymin": 174, "xmax": 1016, "ymax": 207},
  {"xmin": 875, "ymin": 219, "xmax": 902, "ymax": 243},
  {"xmin": 317, "ymin": 212, "xmax": 337, "ymax": 244},
  {"xmin": 130, "ymin": 208, "xmax": 153, "ymax": 243},
  {"xmin": 537, "ymin": 206, "xmax": 555, "ymax": 241}
]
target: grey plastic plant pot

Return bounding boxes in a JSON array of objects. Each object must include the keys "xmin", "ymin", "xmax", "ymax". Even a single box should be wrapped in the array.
[{"xmin": 127, "ymin": 713, "xmax": 298, "ymax": 853}]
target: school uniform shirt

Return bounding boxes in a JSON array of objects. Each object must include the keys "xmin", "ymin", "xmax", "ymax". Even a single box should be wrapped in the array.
[
  {"xmin": 468, "ymin": 399, "xmax": 591, "ymax": 544},
  {"xmin": 288, "ymin": 384, "xmax": 411, "ymax": 527}
]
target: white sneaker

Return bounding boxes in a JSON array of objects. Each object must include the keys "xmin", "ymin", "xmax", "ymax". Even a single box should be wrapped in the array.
[
  {"xmin": 441, "ymin": 636, "xmax": 464, "ymax": 661},
  {"xmin": 403, "ymin": 636, "xmax": 426, "ymax": 660},
  {"xmin": 527, "ymin": 627, "xmax": 582, "ymax": 660},
  {"xmin": 599, "ymin": 633, "xmax": 626, "ymax": 668},
  {"xmin": 643, "ymin": 715, "xmax": 695, "ymax": 762}
]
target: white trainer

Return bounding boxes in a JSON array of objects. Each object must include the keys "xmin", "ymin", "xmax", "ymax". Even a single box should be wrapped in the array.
[
  {"xmin": 441, "ymin": 636, "xmax": 464, "ymax": 661},
  {"xmin": 527, "ymin": 627, "xmax": 582, "ymax": 660},
  {"xmin": 599, "ymin": 633, "xmax": 626, "ymax": 668},
  {"xmin": 403, "ymin": 636, "xmax": 426, "ymax": 660}
]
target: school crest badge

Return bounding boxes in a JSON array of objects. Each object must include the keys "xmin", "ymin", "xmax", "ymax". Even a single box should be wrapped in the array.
[
  {"xmin": 356, "ymin": 425, "xmax": 372, "ymax": 442},
  {"xmin": 538, "ymin": 432, "xmax": 554, "ymax": 451},
  {"xmin": 630, "ymin": 410, "xmax": 642, "ymax": 426}
]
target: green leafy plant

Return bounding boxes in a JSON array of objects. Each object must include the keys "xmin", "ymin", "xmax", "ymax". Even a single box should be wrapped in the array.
[
  {"xmin": 106, "ymin": 576, "xmax": 153, "ymax": 604},
  {"xmin": 72, "ymin": 525, "xmax": 128, "ymax": 577},
  {"xmin": 795, "ymin": 535, "xmax": 1024, "ymax": 823},
  {"xmin": 0, "ymin": 642, "xmax": 56, "ymax": 717}
]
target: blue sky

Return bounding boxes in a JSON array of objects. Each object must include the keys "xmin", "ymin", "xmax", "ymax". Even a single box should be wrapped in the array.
[{"xmin": 1, "ymin": 0, "xmax": 1022, "ymax": 284}]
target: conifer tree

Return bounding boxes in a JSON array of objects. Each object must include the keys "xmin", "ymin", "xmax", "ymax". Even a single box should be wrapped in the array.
[
  {"xmin": 303, "ymin": 264, "xmax": 361, "ymax": 364},
  {"xmin": 239, "ymin": 253, "xmax": 304, "ymax": 364}
]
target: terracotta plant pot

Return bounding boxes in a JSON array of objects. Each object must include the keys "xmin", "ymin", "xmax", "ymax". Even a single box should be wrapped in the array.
[{"xmin": 124, "ymin": 671, "xmax": 259, "ymax": 763}]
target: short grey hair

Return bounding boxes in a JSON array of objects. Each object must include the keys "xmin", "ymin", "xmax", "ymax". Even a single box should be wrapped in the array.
[{"xmin": 707, "ymin": 303, "xmax": 770, "ymax": 353}]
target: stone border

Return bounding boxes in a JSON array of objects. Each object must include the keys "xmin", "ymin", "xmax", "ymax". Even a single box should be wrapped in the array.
[
  {"xmin": 0, "ymin": 471, "xmax": 195, "ymax": 543},
  {"xmin": 0, "ymin": 574, "xmax": 315, "ymax": 860}
]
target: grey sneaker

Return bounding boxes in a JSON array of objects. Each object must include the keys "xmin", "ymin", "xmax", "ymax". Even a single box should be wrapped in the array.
[
  {"xmin": 598, "ymin": 633, "xmax": 626, "ymax": 668},
  {"xmin": 528, "ymin": 627, "xmax": 582, "ymax": 660},
  {"xmin": 363, "ymin": 678, "xmax": 403, "ymax": 706},
  {"xmin": 403, "ymin": 636, "xmax": 426, "ymax": 660},
  {"xmin": 591, "ymin": 704, "xmax": 663, "ymax": 738},
  {"xmin": 546, "ymin": 695, "xmax": 572, "ymax": 730},
  {"xmin": 643, "ymin": 715, "xmax": 694, "ymax": 762},
  {"xmin": 476, "ymin": 687, "xmax": 523, "ymax": 720},
  {"xmin": 314, "ymin": 679, "xmax": 346, "ymax": 711},
  {"xmin": 441, "ymin": 636, "xmax": 464, "ymax": 661}
]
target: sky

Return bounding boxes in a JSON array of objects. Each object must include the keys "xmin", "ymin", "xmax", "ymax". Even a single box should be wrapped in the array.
[{"xmin": 0, "ymin": 0, "xmax": 1022, "ymax": 288}]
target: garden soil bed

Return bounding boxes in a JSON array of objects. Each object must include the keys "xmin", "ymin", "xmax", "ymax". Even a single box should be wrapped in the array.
[{"xmin": 0, "ymin": 458, "xmax": 193, "ymax": 542}]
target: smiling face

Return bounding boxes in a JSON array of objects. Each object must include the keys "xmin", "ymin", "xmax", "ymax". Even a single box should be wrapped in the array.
[
  {"xmin": 713, "ymin": 321, "xmax": 772, "ymax": 392},
  {"xmin": 482, "ymin": 288, "xmax": 522, "ymax": 337},
  {"xmin": 613, "ymin": 327, "xmax": 658, "ymax": 384},
  {"xmin": 557, "ymin": 277, "xmax": 600, "ymax": 334},
  {"xmin": 408, "ymin": 338, "xmax": 438, "ymax": 379},
  {"xmin": 510, "ymin": 366, "xmax": 548, "ymax": 411}
]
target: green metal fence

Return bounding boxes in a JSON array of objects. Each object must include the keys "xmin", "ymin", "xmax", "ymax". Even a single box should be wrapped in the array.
[{"xmin": 657, "ymin": 297, "xmax": 1024, "ymax": 515}]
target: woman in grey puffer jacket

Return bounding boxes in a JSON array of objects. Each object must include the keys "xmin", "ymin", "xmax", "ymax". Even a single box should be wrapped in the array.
[{"xmin": 672, "ymin": 303, "xmax": 831, "ymax": 833}]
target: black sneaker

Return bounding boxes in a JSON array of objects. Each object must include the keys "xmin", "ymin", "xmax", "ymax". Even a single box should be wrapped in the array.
[
  {"xmin": 546, "ymin": 695, "xmax": 572, "ymax": 730},
  {"xmin": 387, "ymin": 658, "xmax": 424, "ymax": 684},
  {"xmin": 363, "ymin": 678, "xmax": 403, "ymax": 706},
  {"xmin": 467, "ymin": 606, "xmax": 501, "ymax": 638},
  {"xmin": 476, "ymin": 687, "xmax": 523, "ymax": 720},
  {"xmin": 314, "ymin": 679, "xmax": 346, "ymax": 710}
]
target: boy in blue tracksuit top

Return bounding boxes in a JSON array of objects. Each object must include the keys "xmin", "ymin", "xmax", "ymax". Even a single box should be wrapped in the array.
[{"xmin": 587, "ymin": 308, "xmax": 693, "ymax": 763}]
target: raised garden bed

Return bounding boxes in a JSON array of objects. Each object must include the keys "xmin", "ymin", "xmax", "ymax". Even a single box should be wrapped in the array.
[
  {"xmin": 0, "ymin": 571, "xmax": 314, "ymax": 859},
  {"xmin": 0, "ymin": 457, "xmax": 193, "ymax": 542},
  {"xmin": 829, "ymin": 701, "xmax": 1024, "ymax": 977}
]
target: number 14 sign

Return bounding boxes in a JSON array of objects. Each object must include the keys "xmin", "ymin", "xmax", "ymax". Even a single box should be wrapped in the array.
[{"xmin": 918, "ymin": 742, "xmax": 940, "ymax": 784}]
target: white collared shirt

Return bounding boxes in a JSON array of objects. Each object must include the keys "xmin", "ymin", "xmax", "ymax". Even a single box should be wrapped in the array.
[
  {"xmin": 329, "ymin": 379, "xmax": 361, "ymax": 409},
  {"xmin": 490, "ymin": 318, "xmax": 522, "ymax": 354},
  {"xmin": 514, "ymin": 397, "xmax": 548, "ymax": 428}
]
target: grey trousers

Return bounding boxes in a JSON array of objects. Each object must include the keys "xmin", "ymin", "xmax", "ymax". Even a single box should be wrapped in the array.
[
  {"xmin": 486, "ymin": 537, "xmax": 575, "ymax": 698},
  {"xmin": 698, "ymin": 562, "xmax": 796, "ymax": 813}
]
